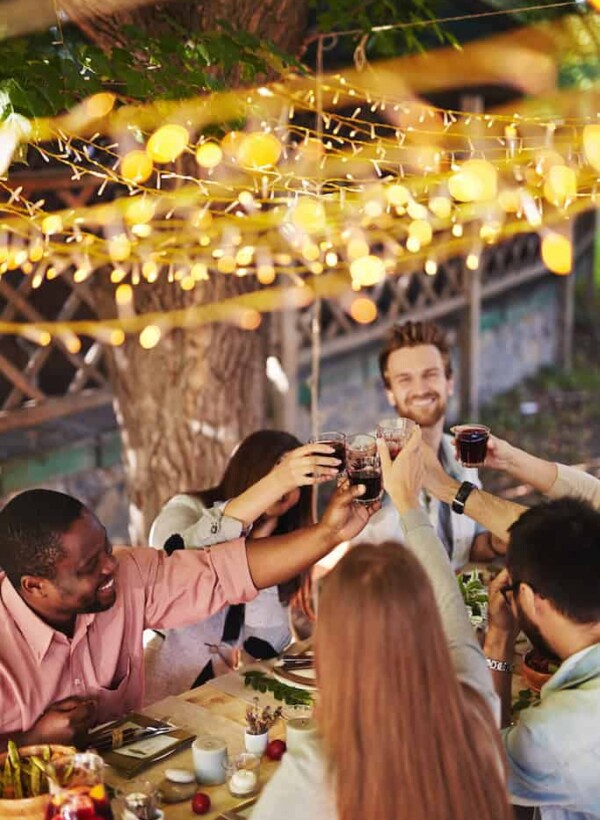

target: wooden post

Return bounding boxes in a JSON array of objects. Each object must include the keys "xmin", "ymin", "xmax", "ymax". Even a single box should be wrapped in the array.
[
  {"xmin": 272, "ymin": 307, "xmax": 299, "ymax": 434},
  {"xmin": 459, "ymin": 261, "xmax": 482, "ymax": 421},
  {"xmin": 559, "ymin": 268, "xmax": 575, "ymax": 371}
]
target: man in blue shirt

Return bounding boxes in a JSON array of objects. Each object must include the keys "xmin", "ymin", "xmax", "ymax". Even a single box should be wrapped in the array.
[{"xmin": 484, "ymin": 497, "xmax": 600, "ymax": 820}]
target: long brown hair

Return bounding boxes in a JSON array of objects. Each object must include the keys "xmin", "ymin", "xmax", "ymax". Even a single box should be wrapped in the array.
[
  {"xmin": 316, "ymin": 542, "xmax": 513, "ymax": 820},
  {"xmin": 193, "ymin": 429, "xmax": 312, "ymax": 605}
]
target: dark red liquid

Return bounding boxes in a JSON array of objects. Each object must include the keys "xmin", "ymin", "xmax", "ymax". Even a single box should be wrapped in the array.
[
  {"xmin": 386, "ymin": 440, "xmax": 402, "ymax": 460},
  {"xmin": 324, "ymin": 440, "xmax": 346, "ymax": 471},
  {"xmin": 348, "ymin": 468, "xmax": 382, "ymax": 502},
  {"xmin": 456, "ymin": 428, "xmax": 488, "ymax": 466}
]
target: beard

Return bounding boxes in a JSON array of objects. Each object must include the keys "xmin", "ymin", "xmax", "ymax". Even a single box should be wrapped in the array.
[
  {"xmin": 395, "ymin": 392, "xmax": 447, "ymax": 428},
  {"xmin": 516, "ymin": 598, "xmax": 558, "ymax": 659}
]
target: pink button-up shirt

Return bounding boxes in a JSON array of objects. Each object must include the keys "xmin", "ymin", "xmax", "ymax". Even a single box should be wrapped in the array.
[{"xmin": 0, "ymin": 540, "xmax": 256, "ymax": 735}]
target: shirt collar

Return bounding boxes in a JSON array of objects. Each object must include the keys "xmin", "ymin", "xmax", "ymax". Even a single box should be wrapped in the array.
[
  {"xmin": 541, "ymin": 642, "xmax": 600, "ymax": 696},
  {"xmin": 0, "ymin": 573, "xmax": 95, "ymax": 663}
]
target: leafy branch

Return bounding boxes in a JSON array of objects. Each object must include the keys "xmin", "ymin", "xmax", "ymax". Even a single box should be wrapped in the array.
[{"xmin": 243, "ymin": 671, "xmax": 313, "ymax": 706}]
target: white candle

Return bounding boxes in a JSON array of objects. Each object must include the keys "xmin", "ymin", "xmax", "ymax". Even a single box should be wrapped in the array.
[
  {"xmin": 286, "ymin": 717, "xmax": 318, "ymax": 751},
  {"xmin": 192, "ymin": 735, "xmax": 228, "ymax": 785},
  {"xmin": 229, "ymin": 769, "xmax": 257, "ymax": 795}
]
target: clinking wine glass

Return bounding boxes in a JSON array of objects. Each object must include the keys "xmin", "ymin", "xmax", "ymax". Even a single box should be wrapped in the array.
[
  {"xmin": 308, "ymin": 431, "xmax": 347, "ymax": 476},
  {"xmin": 346, "ymin": 433, "xmax": 382, "ymax": 504},
  {"xmin": 376, "ymin": 417, "xmax": 417, "ymax": 459}
]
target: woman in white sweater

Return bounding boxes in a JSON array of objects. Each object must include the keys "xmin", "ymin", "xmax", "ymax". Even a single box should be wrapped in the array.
[
  {"xmin": 144, "ymin": 430, "xmax": 340, "ymax": 703},
  {"xmin": 253, "ymin": 431, "xmax": 513, "ymax": 820}
]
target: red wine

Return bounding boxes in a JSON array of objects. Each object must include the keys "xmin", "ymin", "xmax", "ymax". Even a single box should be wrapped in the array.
[
  {"xmin": 324, "ymin": 440, "xmax": 346, "ymax": 471},
  {"xmin": 456, "ymin": 427, "xmax": 488, "ymax": 466},
  {"xmin": 386, "ymin": 440, "xmax": 402, "ymax": 460},
  {"xmin": 348, "ymin": 468, "xmax": 381, "ymax": 502}
]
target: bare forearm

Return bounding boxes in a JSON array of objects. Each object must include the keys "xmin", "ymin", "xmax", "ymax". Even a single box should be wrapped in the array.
[
  {"xmin": 427, "ymin": 476, "xmax": 526, "ymax": 543},
  {"xmin": 484, "ymin": 628, "xmax": 515, "ymax": 728},
  {"xmin": 245, "ymin": 524, "xmax": 336, "ymax": 589},
  {"xmin": 501, "ymin": 445, "xmax": 558, "ymax": 494},
  {"xmin": 224, "ymin": 473, "xmax": 289, "ymax": 528}
]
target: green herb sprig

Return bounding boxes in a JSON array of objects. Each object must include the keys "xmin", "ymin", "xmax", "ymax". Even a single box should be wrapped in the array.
[{"xmin": 243, "ymin": 671, "xmax": 313, "ymax": 706}]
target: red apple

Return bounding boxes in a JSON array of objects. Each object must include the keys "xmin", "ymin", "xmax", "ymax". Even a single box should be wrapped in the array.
[
  {"xmin": 191, "ymin": 792, "xmax": 211, "ymax": 815},
  {"xmin": 266, "ymin": 739, "xmax": 287, "ymax": 761}
]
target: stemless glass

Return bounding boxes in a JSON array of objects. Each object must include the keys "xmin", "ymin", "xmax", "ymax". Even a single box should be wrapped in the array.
[
  {"xmin": 376, "ymin": 417, "xmax": 417, "ymax": 459},
  {"xmin": 450, "ymin": 424, "xmax": 490, "ymax": 467},
  {"xmin": 346, "ymin": 433, "xmax": 382, "ymax": 504},
  {"xmin": 308, "ymin": 431, "xmax": 347, "ymax": 474},
  {"xmin": 47, "ymin": 752, "xmax": 114, "ymax": 820}
]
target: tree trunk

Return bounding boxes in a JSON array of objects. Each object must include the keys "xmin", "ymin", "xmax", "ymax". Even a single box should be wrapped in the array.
[
  {"xmin": 66, "ymin": 0, "xmax": 309, "ymax": 541},
  {"xmin": 93, "ymin": 275, "xmax": 267, "ymax": 542}
]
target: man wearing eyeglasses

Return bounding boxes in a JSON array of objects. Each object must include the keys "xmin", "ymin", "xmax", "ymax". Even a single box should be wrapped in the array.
[{"xmin": 421, "ymin": 443, "xmax": 600, "ymax": 820}]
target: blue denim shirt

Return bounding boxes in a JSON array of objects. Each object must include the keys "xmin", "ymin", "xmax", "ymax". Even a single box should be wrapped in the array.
[{"xmin": 503, "ymin": 642, "xmax": 600, "ymax": 820}]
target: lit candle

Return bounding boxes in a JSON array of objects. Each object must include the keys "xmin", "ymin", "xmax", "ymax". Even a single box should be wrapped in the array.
[
  {"xmin": 229, "ymin": 769, "xmax": 258, "ymax": 795},
  {"xmin": 285, "ymin": 718, "xmax": 318, "ymax": 751}
]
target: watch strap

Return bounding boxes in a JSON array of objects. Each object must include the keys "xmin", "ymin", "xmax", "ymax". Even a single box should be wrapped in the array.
[
  {"xmin": 486, "ymin": 658, "xmax": 514, "ymax": 673},
  {"xmin": 451, "ymin": 480, "xmax": 477, "ymax": 514}
]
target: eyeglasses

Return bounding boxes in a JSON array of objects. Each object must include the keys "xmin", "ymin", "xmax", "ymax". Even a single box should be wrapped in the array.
[{"xmin": 500, "ymin": 580, "xmax": 520, "ymax": 605}]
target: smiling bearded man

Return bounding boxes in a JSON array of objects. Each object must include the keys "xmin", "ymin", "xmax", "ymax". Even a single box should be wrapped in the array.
[{"xmin": 352, "ymin": 320, "xmax": 502, "ymax": 570}]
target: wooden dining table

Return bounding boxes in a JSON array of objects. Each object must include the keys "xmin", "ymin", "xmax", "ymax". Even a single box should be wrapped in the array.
[{"xmin": 105, "ymin": 665, "xmax": 293, "ymax": 820}]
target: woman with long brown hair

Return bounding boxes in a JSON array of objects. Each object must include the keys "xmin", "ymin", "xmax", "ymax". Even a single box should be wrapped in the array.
[
  {"xmin": 253, "ymin": 429, "xmax": 513, "ymax": 820},
  {"xmin": 144, "ymin": 430, "xmax": 340, "ymax": 703}
]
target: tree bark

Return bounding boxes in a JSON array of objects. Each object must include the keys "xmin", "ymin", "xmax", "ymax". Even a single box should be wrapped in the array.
[{"xmin": 64, "ymin": 0, "xmax": 309, "ymax": 541}]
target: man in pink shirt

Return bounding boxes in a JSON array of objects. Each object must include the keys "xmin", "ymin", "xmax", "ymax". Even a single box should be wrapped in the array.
[{"xmin": 0, "ymin": 485, "xmax": 373, "ymax": 750}]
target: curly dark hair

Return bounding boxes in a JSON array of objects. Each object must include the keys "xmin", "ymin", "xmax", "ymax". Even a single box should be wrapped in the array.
[
  {"xmin": 0, "ymin": 489, "xmax": 85, "ymax": 587},
  {"xmin": 378, "ymin": 320, "xmax": 453, "ymax": 388}
]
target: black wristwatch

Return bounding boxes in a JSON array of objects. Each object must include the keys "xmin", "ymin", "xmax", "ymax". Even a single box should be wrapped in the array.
[{"xmin": 451, "ymin": 480, "xmax": 477, "ymax": 514}]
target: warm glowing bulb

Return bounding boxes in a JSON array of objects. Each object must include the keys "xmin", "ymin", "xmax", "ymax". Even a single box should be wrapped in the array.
[
  {"xmin": 109, "ymin": 235, "xmax": 132, "ymax": 263},
  {"xmin": 142, "ymin": 261, "xmax": 158, "ymax": 280},
  {"xmin": 301, "ymin": 242, "xmax": 320, "ymax": 262},
  {"xmin": 347, "ymin": 238, "xmax": 370, "ymax": 260},
  {"xmin": 291, "ymin": 200, "xmax": 326, "ymax": 234},
  {"xmin": 325, "ymin": 251, "xmax": 338, "ymax": 267},
  {"xmin": 466, "ymin": 253, "xmax": 480, "ymax": 270},
  {"xmin": 429, "ymin": 197, "xmax": 452, "ymax": 220},
  {"xmin": 406, "ymin": 236, "xmax": 421, "ymax": 253},
  {"xmin": 350, "ymin": 254, "xmax": 385, "ymax": 286},
  {"xmin": 239, "ymin": 309, "xmax": 262, "ymax": 330},
  {"xmin": 386, "ymin": 184, "xmax": 411, "ymax": 207},
  {"xmin": 257, "ymin": 264, "xmax": 275, "ymax": 284},
  {"xmin": 448, "ymin": 159, "xmax": 498, "ymax": 203},
  {"xmin": 107, "ymin": 329, "xmax": 124, "ymax": 346},
  {"xmin": 425, "ymin": 259, "xmax": 438, "ymax": 276},
  {"xmin": 115, "ymin": 283, "xmax": 133, "ymax": 305},
  {"xmin": 498, "ymin": 189, "xmax": 521, "ymax": 213},
  {"xmin": 125, "ymin": 198, "xmax": 155, "ymax": 225},
  {"xmin": 408, "ymin": 219, "xmax": 433, "ymax": 247},
  {"xmin": 180, "ymin": 276, "xmax": 196, "ymax": 291},
  {"xmin": 217, "ymin": 255, "xmax": 236, "ymax": 274},
  {"xmin": 85, "ymin": 92, "xmax": 116, "ymax": 119},
  {"xmin": 364, "ymin": 200, "xmax": 383, "ymax": 218},
  {"xmin": 146, "ymin": 124, "xmax": 189, "ymax": 164},
  {"xmin": 195, "ymin": 142, "xmax": 223, "ymax": 169},
  {"xmin": 583, "ymin": 124, "xmax": 600, "ymax": 172},
  {"xmin": 350, "ymin": 297, "xmax": 377, "ymax": 324},
  {"xmin": 191, "ymin": 262, "xmax": 209, "ymax": 281},
  {"xmin": 121, "ymin": 150, "xmax": 153, "ymax": 184},
  {"xmin": 64, "ymin": 334, "xmax": 81, "ymax": 354},
  {"xmin": 111, "ymin": 267, "xmax": 127, "ymax": 283},
  {"xmin": 73, "ymin": 265, "xmax": 91, "ymax": 283},
  {"xmin": 452, "ymin": 223, "xmax": 464, "ymax": 238},
  {"xmin": 221, "ymin": 130, "xmax": 243, "ymax": 155},
  {"xmin": 543, "ymin": 165, "xmax": 577, "ymax": 207},
  {"xmin": 42, "ymin": 215, "xmax": 63, "ymax": 235},
  {"xmin": 238, "ymin": 191, "xmax": 254, "ymax": 208},
  {"xmin": 406, "ymin": 201, "xmax": 428, "ymax": 220},
  {"xmin": 139, "ymin": 325, "xmax": 162, "ymax": 349},
  {"xmin": 237, "ymin": 132, "xmax": 282, "ymax": 169},
  {"xmin": 541, "ymin": 233, "xmax": 572, "ymax": 275}
]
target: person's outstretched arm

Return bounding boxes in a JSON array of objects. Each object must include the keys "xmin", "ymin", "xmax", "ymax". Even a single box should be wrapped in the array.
[
  {"xmin": 422, "ymin": 443, "xmax": 527, "ymax": 543},
  {"xmin": 379, "ymin": 433, "xmax": 499, "ymax": 722}
]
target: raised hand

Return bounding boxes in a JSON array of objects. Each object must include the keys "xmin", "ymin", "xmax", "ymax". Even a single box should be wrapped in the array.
[
  {"xmin": 273, "ymin": 443, "xmax": 341, "ymax": 489},
  {"xmin": 483, "ymin": 435, "xmax": 516, "ymax": 471},
  {"xmin": 377, "ymin": 427, "xmax": 423, "ymax": 513},
  {"xmin": 320, "ymin": 481, "xmax": 380, "ymax": 543}
]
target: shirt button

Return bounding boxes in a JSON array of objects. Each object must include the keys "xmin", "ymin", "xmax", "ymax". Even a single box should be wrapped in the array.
[{"xmin": 74, "ymin": 678, "xmax": 82, "ymax": 686}]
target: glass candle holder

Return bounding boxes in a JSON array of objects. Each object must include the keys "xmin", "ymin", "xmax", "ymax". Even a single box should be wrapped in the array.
[{"xmin": 224, "ymin": 753, "xmax": 261, "ymax": 798}]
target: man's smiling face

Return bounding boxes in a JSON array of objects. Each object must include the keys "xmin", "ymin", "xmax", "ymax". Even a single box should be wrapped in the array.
[{"xmin": 384, "ymin": 344, "xmax": 453, "ymax": 429}]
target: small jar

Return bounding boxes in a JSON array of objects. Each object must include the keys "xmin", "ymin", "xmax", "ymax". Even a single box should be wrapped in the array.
[{"xmin": 224, "ymin": 753, "xmax": 260, "ymax": 798}]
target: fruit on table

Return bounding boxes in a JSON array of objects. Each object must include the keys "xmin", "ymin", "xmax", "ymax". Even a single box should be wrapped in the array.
[
  {"xmin": 265, "ymin": 740, "xmax": 287, "ymax": 761},
  {"xmin": 191, "ymin": 792, "xmax": 211, "ymax": 815}
]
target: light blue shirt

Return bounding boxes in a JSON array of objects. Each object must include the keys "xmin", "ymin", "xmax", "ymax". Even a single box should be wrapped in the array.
[{"xmin": 504, "ymin": 642, "xmax": 600, "ymax": 820}]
